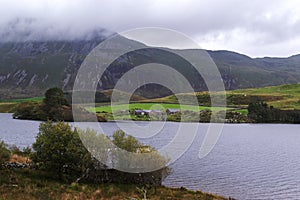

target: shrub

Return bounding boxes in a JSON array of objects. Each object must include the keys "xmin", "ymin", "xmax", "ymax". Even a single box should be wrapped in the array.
[
  {"xmin": 13, "ymin": 101, "xmax": 45, "ymax": 120},
  {"xmin": 31, "ymin": 121, "xmax": 169, "ymax": 185},
  {"xmin": 31, "ymin": 121, "xmax": 90, "ymax": 181},
  {"xmin": 43, "ymin": 87, "xmax": 69, "ymax": 108},
  {"xmin": 0, "ymin": 141, "xmax": 10, "ymax": 164}
]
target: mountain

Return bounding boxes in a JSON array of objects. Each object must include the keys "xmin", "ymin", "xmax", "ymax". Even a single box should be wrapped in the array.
[{"xmin": 0, "ymin": 31, "xmax": 300, "ymax": 100}]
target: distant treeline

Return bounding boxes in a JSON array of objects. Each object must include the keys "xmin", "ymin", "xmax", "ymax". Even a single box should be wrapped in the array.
[
  {"xmin": 248, "ymin": 101, "xmax": 300, "ymax": 123},
  {"xmin": 13, "ymin": 87, "xmax": 107, "ymax": 122}
]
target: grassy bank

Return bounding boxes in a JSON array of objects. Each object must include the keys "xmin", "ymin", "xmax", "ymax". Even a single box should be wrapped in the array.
[
  {"xmin": 0, "ymin": 103, "xmax": 17, "ymax": 113},
  {"xmin": 0, "ymin": 168, "xmax": 227, "ymax": 200}
]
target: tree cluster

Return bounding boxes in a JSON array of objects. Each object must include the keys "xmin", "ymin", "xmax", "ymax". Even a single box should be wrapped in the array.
[
  {"xmin": 31, "ymin": 121, "xmax": 169, "ymax": 185},
  {"xmin": 248, "ymin": 101, "xmax": 300, "ymax": 123},
  {"xmin": 13, "ymin": 87, "xmax": 72, "ymax": 121},
  {"xmin": 13, "ymin": 87, "xmax": 107, "ymax": 122}
]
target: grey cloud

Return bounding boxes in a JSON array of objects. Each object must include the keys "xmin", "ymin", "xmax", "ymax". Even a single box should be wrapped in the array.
[{"xmin": 0, "ymin": 0, "xmax": 299, "ymax": 57}]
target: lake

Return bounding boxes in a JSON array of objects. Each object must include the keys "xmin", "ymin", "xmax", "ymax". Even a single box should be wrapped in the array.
[{"xmin": 1, "ymin": 113, "xmax": 300, "ymax": 199}]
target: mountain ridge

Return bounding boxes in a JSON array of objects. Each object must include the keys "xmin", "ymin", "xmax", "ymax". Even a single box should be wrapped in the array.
[{"xmin": 0, "ymin": 32, "xmax": 300, "ymax": 100}]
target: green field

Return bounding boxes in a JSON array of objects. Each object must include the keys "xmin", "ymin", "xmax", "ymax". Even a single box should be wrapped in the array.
[
  {"xmin": 0, "ymin": 96, "xmax": 43, "ymax": 103},
  {"xmin": 91, "ymin": 103, "xmax": 227, "ymax": 113}
]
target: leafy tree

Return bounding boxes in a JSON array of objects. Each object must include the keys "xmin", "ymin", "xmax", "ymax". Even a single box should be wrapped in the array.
[
  {"xmin": 248, "ymin": 101, "xmax": 270, "ymax": 122},
  {"xmin": 0, "ymin": 141, "xmax": 10, "ymax": 164},
  {"xmin": 43, "ymin": 87, "xmax": 69, "ymax": 108},
  {"xmin": 31, "ymin": 122, "xmax": 169, "ymax": 184},
  {"xmin": 31, "ymin": 121, "xmax": 90, "ymax": 181},
  {"xmin": 247, "ymin": 101, "xmax": 300, "ymax": 123},
  {"xmin": 42, "ymin": 87, "xmax": 70, "ymax": 121},
  {"xmin": 13, "ymin": 87, "xmax": 70, "ymax": 121},
  {"xmin": 112, "ymin": 130, "xmax": 142, "ymax": 152},
  {"xmin": 111, "ymin": 130, "xmax": 168, "ymax": 176}
]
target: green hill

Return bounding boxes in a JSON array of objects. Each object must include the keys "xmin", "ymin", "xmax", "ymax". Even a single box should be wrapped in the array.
[
  {"xmin": 145, "ymin": 83, "xmax": 300, "ymax": 110},
  {"xmin": 228, "ymin": 83, "xmax": 300, "ymax": 110}
]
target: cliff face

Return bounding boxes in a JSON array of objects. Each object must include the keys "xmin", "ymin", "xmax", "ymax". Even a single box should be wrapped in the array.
[
  {"xmin": 0, "ymin": 33, "xmax": 300, "ymax": 100},
  {"xmin": 0, "ymin": 39, "xmax": 104, "ymax": 99}
]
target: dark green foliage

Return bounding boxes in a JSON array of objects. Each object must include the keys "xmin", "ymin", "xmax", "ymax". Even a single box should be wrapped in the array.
[
  {"xmin": 13, "ymin": 101, "xmax": 47, "ymax": 120},
  {"xmin": 248, "ymin": 101, "xmax": 271, "ymax": 123},
  {"xmin": 13, "ymin": 87, "xmax": 75, "ymax": 121},
  {"xmin": 0, "ymin": 141, "xmax": 10, "ymax": 164},
  {"xmin": 12, "ymin": 87, "xmax": 107, "ymax": 122},
  {"xmin": 248, "ymin": 101, "xmax": 300, "ymax": 123},
  {"xmin": 42, "ymin": 87, "xmax": 70, "ymax": 120},
  {"xmin": 43, "ymin": 87, "xmax": 69, "ymax": 108},
  {"xmin": 31, "ymin": 122, "xmax": 168, "ymax": 185},
  {"xmin": 31, "ymin": 121, "xmax": 90, "ymax": 181}
]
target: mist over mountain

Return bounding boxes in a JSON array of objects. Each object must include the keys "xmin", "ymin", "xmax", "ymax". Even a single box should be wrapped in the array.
[
  {"xmin": 0, "ymin": 17, "xmax": 114, "ymax": 42},
  {"xmin": 0, "ymin": 27, "xmax": 300, "ymax": 100}
]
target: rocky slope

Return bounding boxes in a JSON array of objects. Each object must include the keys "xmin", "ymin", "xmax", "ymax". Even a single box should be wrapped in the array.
[{"xmin": 0, "ymin": 32, "xmax": 300, "ymax": 100}]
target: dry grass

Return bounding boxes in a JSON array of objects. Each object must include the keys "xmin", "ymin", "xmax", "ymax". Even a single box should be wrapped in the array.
[
  {"xmin": 9, "ymin": 154, "xmax": 31, "ymax": 164},
  {"xmin": 0, "ymin": 102, "xmax": 17, "ymax": 113},
  {"xmin": 0, "ymin": 169, "xmax": 228, "ymax": 200}
]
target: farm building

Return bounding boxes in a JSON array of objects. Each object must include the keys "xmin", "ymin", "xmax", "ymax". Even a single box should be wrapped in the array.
[
  {"xmin": 133, "ymin": 109, "xmax": 145, "ymax": 115},
  {"xmin": 166, "ymin": 108, "xmax": 180, "ymax": 115},
  {"xmin": 133, "ymin": 109, "xmax": 152, "ymax": 116}
]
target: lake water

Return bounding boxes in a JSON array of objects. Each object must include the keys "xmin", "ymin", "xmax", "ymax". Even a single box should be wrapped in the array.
[{"xmin": 1, "ymin": 113, "xmax": 300, "ymax": 200}]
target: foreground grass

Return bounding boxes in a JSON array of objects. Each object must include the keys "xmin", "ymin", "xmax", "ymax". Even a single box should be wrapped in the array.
[{"xmin": 0, "ymin": 169, "xmax": 227, "ymax": 200}]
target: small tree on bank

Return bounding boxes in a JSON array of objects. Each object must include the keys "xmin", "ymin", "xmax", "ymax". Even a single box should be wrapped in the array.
[{"xmin": 31, "ymin": 121, "xmax": 89, "ymax": 180}]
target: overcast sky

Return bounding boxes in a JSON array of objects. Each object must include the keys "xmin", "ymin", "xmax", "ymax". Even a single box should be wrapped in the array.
[{"xmin": 0, "ymin": 0, "xmax": 299, "ymax": 58}]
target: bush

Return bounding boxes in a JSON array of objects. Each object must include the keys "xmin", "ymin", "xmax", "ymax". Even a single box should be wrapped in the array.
[
  {"xmin": 31, "ymin": 121, "xmax": 90, "ymax": 181},
  {"xmin": 43, "ymin": 87, "xmax": 69, "ymax": 108},
  {"xmin": 112, "ymin": 130, "xmax": 142, "ymax": 152},
  {"xmin": 0, "ymin": 141, "xmax": 10, "ymax": 164},
  {"xmin": 13, "ymin": 101, "xmax": 45, "ymax": 120},
  {"xmin": 80, "ymin": 129, "xmax": 170, "ymax": 185},
  {"xmin": 31, "ymin": 121, "xmax": 169, "ymax": 184}
]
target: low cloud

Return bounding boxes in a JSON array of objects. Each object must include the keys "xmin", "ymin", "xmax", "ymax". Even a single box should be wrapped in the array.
[{"xmin": 0, "ymin": 0, "xmax": 299, "ymax": 57}]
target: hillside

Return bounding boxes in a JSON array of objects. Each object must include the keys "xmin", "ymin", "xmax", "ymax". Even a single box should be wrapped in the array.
[
  {"xmin": 228, "ymin": 83, "xmax": 300, "ymax": 110},
  {"xmin": 145, "ymin": 83, "xmax": 300, "ymax": 110},
  {"xmin": 1, "ymin": 29, "xmax": 300, "ymax": 100}
]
